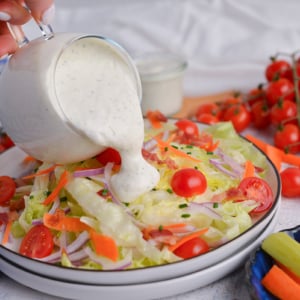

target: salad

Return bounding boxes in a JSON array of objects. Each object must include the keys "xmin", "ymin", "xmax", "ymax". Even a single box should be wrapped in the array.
[{"xmin": 0, "ymin": 115, "xmax": 274, "ymax": 270}]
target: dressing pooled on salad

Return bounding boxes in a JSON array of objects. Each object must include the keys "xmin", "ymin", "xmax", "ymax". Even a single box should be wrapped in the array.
[{"xmin": 54, "ymin": 37, "xmax": 159, "ymax": 202}]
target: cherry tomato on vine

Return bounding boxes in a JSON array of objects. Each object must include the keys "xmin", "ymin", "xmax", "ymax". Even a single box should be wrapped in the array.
[
  {"xmin": 280, "ymin": 167, "xmax": 300, "ymax": 198},
  {"xmin": 282, "ymin": 62, "xmax": 300, "ymax": 88},
  {"xmin": 0, "ymin": 176, "xmax": 16, "ymax": 205},
  {"xmin": 247, "ymin": 86, "xmax": 266, "ymax": 107},
  {"xmin": 265, "ymin": 59, "xmax": 291, "ymax": 82},
  {"xmin": 196, "ymin": 113, "xmax": 219, "ymax": 125},
  {"xmin": 175, "ymin": 119, "xmax": 199, "ymax": 136},
  {"xmin": 222, "ymin": 104, "xmax": 251, "ymax": 132},
  {"xmin": 238, "ymin": 177, "xmax": 273, "ymax": 214},
  {"xmin": 274, "ymin": 123, "xmax": 300, "ymax": 154},
  {"xmin": 195, "ymin": 103, "xmax": 222, "ymax": 119},
  {"xmin": 250, "ymin": 100, "xmax": 271, "ymax": 129},
  {"xmin": 170, "ymin": 168, "xmax": 207, "ymax": 197},
  {"xmin": 96, "ymin": 147, "xmax": 121, "ymax": 166},
  {"xmin": 173, "ymin": 237, "xmax": 209, "ymax": 259},
  {"xmin": 19, "ymin": 225, "xmax": 54, "ymax": 258},
  {"xmin": 265, "ymin": 78, "xmax": 295, "ymax": 106},
  {"xmin": 270, "ymin": 100, "xmax": 297, "ymax": 126}
]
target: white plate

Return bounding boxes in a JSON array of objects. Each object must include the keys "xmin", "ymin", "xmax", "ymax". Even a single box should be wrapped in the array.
[
  {"xmin": 0, "ymin": 129, "xmax": 281, "ymax": 285},
  {"xmin": 0, "ymin": 207, "xmax": 279, "ymax": 300}
]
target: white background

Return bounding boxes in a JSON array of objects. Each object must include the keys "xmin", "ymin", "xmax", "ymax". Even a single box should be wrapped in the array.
[{"xmin": 42, "ymin": 0, "xmax": 300, "ymax": 96}]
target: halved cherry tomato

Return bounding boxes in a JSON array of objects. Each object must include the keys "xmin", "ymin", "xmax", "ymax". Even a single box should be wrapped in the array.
[
  {"xmin": 175, "ymin": 119, "xmax": 199, "ymax": 136},
  {"xmin": 222, "ymin": 104, "xmax": 251, "ymax": 132},
  {"xmin": 171, "ymin": 168, "xmax": 207, "ymax": 197},
  {"xmin": 238, "ymin": 177, "xmax": 273, "ymax": 214},
  {"xmin": 265, "ymin": 59, "xmax": 291, "ymax": 82},
  {"xmin": 0, "ymin": 176, "xmax": 16, "ymax": 205},
  {"xmin": 95, "ymin": 147, "xmax": 121, "ymax": 166},
  {"xmin": 280, "ymin": 167, "xmax": 300, "ymax": 198},
  {"xmin": 19, "ymin": 224, "xmax": 54, "ymax": 258},
  {"xmin": 173, "ymin": 237, "xmax": 209, "ymax": 259}
]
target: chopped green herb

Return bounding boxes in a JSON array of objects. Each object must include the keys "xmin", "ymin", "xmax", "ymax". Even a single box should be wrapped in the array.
[
  {"xmin": 172, "ymin": 145, "xmax": 178, "ymax": 149},
  {"xmin": 186, "ymin": 145, "xmax": 193, "ymax": 149},
  {"xmin": 166, "ymin": 188, "xmax": 173, "ymax": 194},
  {"xmin": 158, "ymin": 225, "xmax": 163, "ymax": 231},
  {"xmin": 181, "ymin": 214, "xmax": 191, "ymax": 218},
  {"xmin": 164, "ymin": 146, "xmax": 168, "ymax": 152},
  {"xmin": 213, "ymin": 203, "xmax": 219, "ymax": 208},
  {"xmin": 179, "ymin": 203, "xmax": 188, "ymax": 209},
  {"xmin": 60, "ymin": 196, "xmax": 67, "ymax": 202},
  {"xmin": 100, "ymin": 189, "xmax": 109, "ymax": 196}
]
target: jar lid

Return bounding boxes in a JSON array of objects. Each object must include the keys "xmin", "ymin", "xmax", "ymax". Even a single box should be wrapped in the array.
[{"xmin": 135, "ymin": 52, "xmax": 187, "ymax": 81}]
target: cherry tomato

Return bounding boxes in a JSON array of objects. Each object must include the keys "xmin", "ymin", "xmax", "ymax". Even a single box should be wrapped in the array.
[
  {"xmin": 0, "ymin": 133, "xmax": 14, "ymax": 149},
  {"xmin": 173, "ymin": 237, "xmax": 209, "ymax": 259},
  {"xmin": 195, "ymin": 103, "xmax": 222, "ymax": 119},
  {"xmin": 170, "ymin": 168, "xmax": 207, "ymax": 197},
  {"xmin": 270, "ymin": 100, "xmax": 297, "ymax": 126},
  {"xmin": 265, "ymin": 59, "xmax": 291, "ymax": 82},
  {"xmin": 222, "ymin": 104, "xmax": 251, "ymax": 132},
  {"xmin": 274, "ymin": 123, "xmax": 300, "ymax": 154},
  {"xmin": 282, "ymin": 62, "xmax": 300, "ymax": 88},
  {"xmin": 96, "ymin": 147, "xmax": 121, "ymax": 166},
  {"xmin": 265, "ymin": 78, "xmax": 294, "ymax": 106},
  {"xmin": 280, "ymin": 167, "xmax": 300, "ymax": 198},
  {"xmin": 0, "ymin": 176, "xmax": 16, "ymax": 205},
  {"xmin": 238, "ymin": 177, "xmax": 273, "ymax": 214},
  {"xmin": 250, "ymin": 100, "xmax": 271, "ymax": 129},
  {"xmin": 196, "ymin": 113, "xmax": 219, "ymax": 125},
  {"xmin": 175, "ymin": 119, "xmax": 199, "ymax": 136},
  {"xmin": 19, "ymin": 225, "xmax": 54, "ymax": 258},
  {"xmin": 247, "ymin": 86, "xmax": 266, "ymax": 107}
]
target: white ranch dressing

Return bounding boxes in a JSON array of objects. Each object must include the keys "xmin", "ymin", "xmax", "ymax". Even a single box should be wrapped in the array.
[{"xmin": 54, "ymin": 37, "xmax": 159, "ymax": 202}]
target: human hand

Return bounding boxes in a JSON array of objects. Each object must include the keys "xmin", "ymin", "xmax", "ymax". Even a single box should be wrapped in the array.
[{"xmin": 0, "ymin": 0, "xmax": 54, "ymax": 56}]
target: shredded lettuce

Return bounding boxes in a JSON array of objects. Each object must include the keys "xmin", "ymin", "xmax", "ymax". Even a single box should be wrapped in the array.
[{"xmin": 4, "ymin": 120, "xmax": 273, "ymax": 270}]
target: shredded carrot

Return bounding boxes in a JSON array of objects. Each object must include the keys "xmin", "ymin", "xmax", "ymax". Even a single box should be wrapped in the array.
[
  {"xmin": 282, "ymin": 153, "xmax": 300, "ymax": 167},
  {"xmin": 245, "ymin": 135, "xmax": 283, "ymax": 171},
  {"xmin": 89, "ymin": 230, "xmax": 119, "ymax": 262},
  {"xmin": 243, "ymin": 160, "xmax": 255, "ymax": 178},
  {"xmin": 261, "ymin": 264, "xmax": 300, "ymax": 300},
  {"xmin": 163, "ymin": 223, "xmax": 187, "ymax": 230},
  {"xmin": 1, "ymin": 219, "xmax": 12, "ymax": 245},
  {"xmin": 168, "ymin": 228, "xmax": 208, "ymax": 252},
  {"xmin": 42, "ymin": 170, "xmax": 69, "ymax": 205},
  {"xmin": 146, "ymin": 110, "xmax": 167, "ymax": 129},
  {"xmin": 22, "ymin": 164, "xmax": 58, "ymax": 180},
  {"xmin": 43, "ymin": 209, "xmax": 90, "ymax": 232},
  {"xmin": 155, "ymin": 137, "xmax": 201, "ymax": 163},
  {"xmin": 22, "ymin": 156, "xmax": 38, "ymax": 164}
]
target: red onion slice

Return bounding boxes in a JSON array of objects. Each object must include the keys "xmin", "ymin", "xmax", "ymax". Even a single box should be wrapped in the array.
[
  {"xmin": 188, "ymin": 202, "xmax": 221, "ymax": 220},
  {"xmin": 73, "ymin": 167, "xmax": 105, "ymax": 178}
]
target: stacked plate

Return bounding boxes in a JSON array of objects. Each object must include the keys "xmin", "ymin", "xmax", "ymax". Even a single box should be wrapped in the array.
[{"xmin": 0, "ymin": 142, "xmax": 281, "ymax": 300}]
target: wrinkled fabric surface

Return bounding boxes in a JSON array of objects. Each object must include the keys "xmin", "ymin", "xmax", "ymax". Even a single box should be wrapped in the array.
[{"xmin": 44, "ymin": 0, "xmax": 300, "ymax": 96}]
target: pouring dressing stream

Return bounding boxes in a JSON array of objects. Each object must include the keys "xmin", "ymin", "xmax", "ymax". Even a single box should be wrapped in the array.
[{"xmin": 0, "ymin": 30, "xmax": 159, "ymax": 202}]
